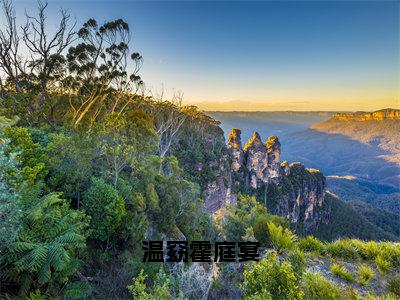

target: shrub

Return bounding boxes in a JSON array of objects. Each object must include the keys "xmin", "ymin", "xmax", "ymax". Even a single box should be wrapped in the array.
[
  {"xmin": 302, "ymin": 272, "xmax": 341, "ymax": 300},
  {"xmin": 243, "ymin": 251, "xmax": 303, "ymax": 300},
  {"xmin": 267, "ymin": 222, "xmax": 297, "ymax": 253},
  {"xmin": 375, "ymin": 255, "xmax": 391, "ymax": 274},
  {"xmin": 288, "ymin": 249, "xmax": 306, "ymax": 280},
  {"xmin": 253, "ymin": 214, "xmax": 290, "ymax": 246},
  {"xmin": 387, "ymin": 274, "xmax": 400, "ymax": 297},
  {"xmin": 358, "ymin": 241, "xmax": 380, "ymax": 260},
  {"xmin": 252, "ymin": 215, "xmax": 270, "ymax": 246},
  {"xmin": 82, "ymin": 177, "xmax": 126, "ymax": 241},
  {"xmin": 380, "ymin": 243, "xmax": 400, "ymax": 270},
  {"xmin": 299, "ymin": 236, "xmax": 324, "ymax": 254},
  {"xmin": 357, "ymin": 265, "xmax": 374, "ymax": 286},
  {"xmin": 330, "ymin": 264, "xmax": 354, "ymax": 282},
  {"xmin": 365, "ymin": 293, "xmax": 398, "ymax": 300},
  {"xmin": 326, "ymin": 239, "xmax": 359, "ymax": 260},
  {"xmin": 342, "ymin": 287, "xmax": 361, "ymax": 300}
]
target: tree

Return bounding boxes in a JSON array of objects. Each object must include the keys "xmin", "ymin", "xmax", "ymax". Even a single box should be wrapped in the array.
[
  {"xmin": 99, "ymin": 110, "xmax": 156, "ymax": 187},
  {"xmin": 0, "ymin": 145, "xmax": 89, "ymax": 298},
  {"xmin": 2, "ymin": 126, "xmax": 47, "ymax": 184},
  {"xmin": 143, "ymin": 94, "xmax": 187, "ymax": 164},
  {"xmin": 46, "ymin": 131, "xmax": 95, "ymax": 208},
  {"xmin": 82, "ymin": 177, "xmax": 126, "ymax": 243},
  {"xmin": 2, "ymin": 192, "xmax": 89, "ymax": 297},
  {"xmin": 223, "ymin": 194, "xmax": 267, "ymax": 241},
  {"xmin": 128, "ymin": 268, "xmax": 174, "ymax": 300},
  {"xmin": 67, "ymin": 18, "xmax": 143, "ymax": 125},
  {"xmin": 0, "ymin": 140, "xmax": 21, "ymax": 252},
  {"xmin": 21, "ymin": 0, "xmax": 76, "ymax": 108},
  {"xmin": 0, "ymin": 0, "xmax": 26, "ymax": 92},
  {"xmin": 267, "ymin": 222, "xmax": 297, "ymax": 254}
]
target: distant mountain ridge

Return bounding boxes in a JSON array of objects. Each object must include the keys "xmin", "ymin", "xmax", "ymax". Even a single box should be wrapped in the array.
[
  {"xmin": 312, "ymin": 108, "xmax": 400, "ymax": 167},
  {"xmin": 331, "ymin": 108, "xmax": 400, "ymax": 121}
]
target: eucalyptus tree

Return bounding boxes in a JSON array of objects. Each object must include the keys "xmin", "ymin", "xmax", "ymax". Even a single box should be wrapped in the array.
[
  {"xmin": 21, "ymin": 0, "xmax": 76, "ymax": 107},
  {"xmin": 0, "ymin": 0, "xmax": 26, "ymax": 92},
  {"xmin": 67, "ymin": 18, "xmax": 143, "ymax": 125}
]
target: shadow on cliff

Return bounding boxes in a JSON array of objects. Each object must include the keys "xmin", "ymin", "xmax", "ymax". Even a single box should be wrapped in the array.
[{"xmin": 280, "ymin": 129, "xmax": 399, "ymax": 188}]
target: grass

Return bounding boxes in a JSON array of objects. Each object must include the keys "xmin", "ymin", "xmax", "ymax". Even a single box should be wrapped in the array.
[
  {"xmin": 357, "ymin": 265, "xmax": 374, "ymax": 286},
  {"xmin": 387, "ymin": 274, "xmax": 400, "ymax": 297},
  {"xmin": 326, "ymin": 239, "xmax": 360, "ymax": 260},
  {"xmin": 299, "ymin": 236, "xmax": 325, "ymax": 254},
  {"xmin": 303, "ymin": 272, "xmax": 341, "ymax": 300},
  {"xmin": 330, "ymin": 263, "xmax": 355, "ymax": 283},
  {"xmin": 375, "ymin": 255, "xmax": 391, "ymax": 274}
]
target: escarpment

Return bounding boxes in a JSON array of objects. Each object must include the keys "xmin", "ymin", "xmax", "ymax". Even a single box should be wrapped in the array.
[
  {"xmin": 331, "ymin": 108, "xmax": 400, "ymax": 121},
  {"xmin": 196, "ymin": 122, "xmax": 330, "ymax": 234},
  {"xmin": 227, "ymin": 129, "xmax": 329, "ymax": 233}
]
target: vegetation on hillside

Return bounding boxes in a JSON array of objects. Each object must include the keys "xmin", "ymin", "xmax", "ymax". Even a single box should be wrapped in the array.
[{"xmin": 0, "ymin": 1, "xmax": 398, "ymax": 299}]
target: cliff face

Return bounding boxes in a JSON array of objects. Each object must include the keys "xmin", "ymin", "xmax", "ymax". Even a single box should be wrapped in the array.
[
  {"xmin": 201, "ymin": 124, "xmax": 330, "ymax": 234},
  {"xmin": 312, "ymin": 108, "xmax": 400, "ymax": 170},
  {"xmin": 226, "ymin": 129, "xmax": 330, "ymax": 234},
  {"xmin": 331, "ymin": 109, "xmax": 400, "ymax": 121}
]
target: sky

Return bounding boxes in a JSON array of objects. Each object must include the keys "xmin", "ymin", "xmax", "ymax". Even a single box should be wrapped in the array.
[{"xmin": 12, "ymin": 0, "xmax": 400, "ymax": 111}]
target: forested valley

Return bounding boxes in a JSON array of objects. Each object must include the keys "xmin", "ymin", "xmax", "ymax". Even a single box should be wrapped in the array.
[{"xmin": 0, "ymin": 1, "xmax": 399, "ymax": 299}]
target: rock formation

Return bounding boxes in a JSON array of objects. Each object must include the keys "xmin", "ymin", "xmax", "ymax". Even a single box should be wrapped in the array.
[
  {"xmin": 227, "ymin": 128, "xmax": 244, "ymax": 172},
  {"xmin": 226, "ymin": 129, "xmax": 330, "ymax": 234},
  {"xmin": 202, "ymin": 125, "xmax": 330, "ymax": 234}
]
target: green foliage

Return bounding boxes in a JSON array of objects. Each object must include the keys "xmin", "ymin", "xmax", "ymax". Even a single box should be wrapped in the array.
[
  {"xmin": 128, "ymin": 268, "xmax": 173, "ymax": 300},
  {"xmin": 302, "ymin": 272, "xmax": 341, "ymax": 300},
  {"xmin": 267, "ymin": 222, "xmax": 297, "ymax": 253},
  {"xmin": 82, "ymin": 177, "xmax": 126, "ymax": 241},
  {"xmin": 63, "ymin": 281, "xmax": 93, "ymax": 300},
  {"xmin": 299, "ymin": 235, "xmax": 325, "ymax": 254},
  {"xmin": 252, "ymin": 214, "xmax": 289, "ymax": 246},
  {"xmin": 2, "ymin": 191, "xmax": 89, "ymax": 296},
  {"xmin": 315, "ymin": 194, "xmax": 396, "ymax": 242},
  {"xmin": 224, "ymin": 193, "xmax": 267, "ymax": 241},
  {"xmin": 46, "ymin": 131, "xmax": 94, "ymax": 207},
  {"xmin": 0, "ymin": 141, "xmax": 21, "ymax": 251},
  {"xmin": 288, "ymin": 249, "xmax": 306, "ymax": 280},
  {"xmin": 2, "ymin": 126, "xmax": 47, "ymax": 184},
  {"xmin": 357, "ymin": 265, "xmax": 374, "ymax": 286},
  {"xmin": 387, "ymin": 274, "xmax": 400, "ymax": 297},
  {"xmin": 99, "ymin": 111, "xmax": 156, "ymax": 187},
  {"xmin": 128, "ymin": 269, "xmax": 148, "ymax": 299},
  {"xmin": 243, "ymin": 251, "xmax": 303, "ymax": 300},
  {"xmin": 375, "ymin": 254, "xmax": 391, "ymax": 274},
  {"xmin": 326, "ymin": 239, "xmax": 360, "ymax": 260},
  {"xmin": 330, "ymin": 263, "xmax": 355, "ymax": 282}
]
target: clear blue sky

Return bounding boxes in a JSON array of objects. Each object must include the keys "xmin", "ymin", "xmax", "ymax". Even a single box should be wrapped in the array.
[{"xmin": 13, "ymin": 0, "xmax": 400, "ymax": 110}]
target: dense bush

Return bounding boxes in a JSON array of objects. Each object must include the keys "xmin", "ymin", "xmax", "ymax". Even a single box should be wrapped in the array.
[
  {"xmin": 326, "ymin": 239, "xmax": 360, "ymax": 260},
  {"xmin": 299, "ymin": 235, "xmax": 325, "ymax": 254},
  {"xmin": 302, "ymin": 272, "xmax": 341, "ymax": 300},
  {"xmin": 82, "ymin": 177, "xmax": 126, "ymax": 242},
  {"xmin": 267, "ymin": 222, "xmax": 297, "ymax": 253},
  {"xmin": 243, "ymin": 251, "xmax": 302, "ymax": 300}
]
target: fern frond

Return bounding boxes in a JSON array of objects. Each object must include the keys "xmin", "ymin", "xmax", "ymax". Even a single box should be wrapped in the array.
[
  {"xmin": 26, "ymin": 245, "xmax": 48, "ymax": 272},
  {"xmin": 18, "ymin": 273, "xmax": 32, "ymax": 297},
  {"xmin": 55, "ymin": 232, "xmax": 84, "ymax": 244},
  {"xmin": 64, "ymin": 281, "xmax": 92, "ymax": 300}
]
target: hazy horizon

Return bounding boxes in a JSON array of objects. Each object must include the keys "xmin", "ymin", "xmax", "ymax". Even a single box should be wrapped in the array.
[{"xmin": 11, "ymin": 1, "xmax": 399, "ymax": 111}]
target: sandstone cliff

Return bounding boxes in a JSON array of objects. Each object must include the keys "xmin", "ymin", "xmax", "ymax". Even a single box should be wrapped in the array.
[
  {"xmin": 312, "ymin": 108, "xmax": 400, "ymax": 168},
  {"xmin": 226, "ymin": 129, "xmax": 329, "ymax": 234},
  {"xmin": 331, "ymin": 108, "xmax": 400, "ymax": 121}
]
